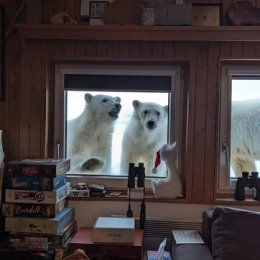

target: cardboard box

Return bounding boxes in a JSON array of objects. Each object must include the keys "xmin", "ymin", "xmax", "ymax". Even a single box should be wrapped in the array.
[
  {"xmin": 5, "ymin": 182, "xmax": 70, "ymax": 204},
  {"xmin": 5, "ymin": 158, "xmax": 70, "ymax": 178},
  {"xmin": 93, "ymin": 217, "xmax": 135, "ymax": 243},
  {"xmin": 167, "ymin": 3, "xmax": 192, "ymax": 25},
  {"xmin": 2, "ymin": 199, "xmax": 65, "ymax": 218},
  {"xmin": 155, "ymin": 3, "xmax": 192, "ymax": 25},
  {"xmin": 5, "ymin": 208, "xmax": 75, "ymax": 235}
]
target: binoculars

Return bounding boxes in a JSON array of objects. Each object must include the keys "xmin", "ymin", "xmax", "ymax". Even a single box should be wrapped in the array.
[
  {"xmin": 127, "ymin": 162, "xmax": 145, "ymax": 188},
  {"xmin": 127, "ymin": 163, "xmax": 146, "ymax": 229},
  {"xmin": 234, "ymin": 171, "xmax": 260, "ymax": 201}
]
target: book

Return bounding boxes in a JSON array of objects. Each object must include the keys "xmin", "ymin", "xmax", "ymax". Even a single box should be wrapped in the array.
[
  {"xmin": 5, "ymin": 182, "xmax": 70, "ymax": 204},
  {"xmin": 4, "ymin": 172, "xmax": 67, "ymax": 191},
  {"xmin": 8, "ymin": 221, "xmax": 76, "ymax": 248},
  {"xmin": 5, "ymin": 207, "xmax": 75, "ymax": 234},
  {"xmin": 5, "ymin": 158, "xmax": 70, "ymax": 178},
  {"xmin": 172, "ymin": 230, "xmax": 204, "ymax": 245},
  {"xmin": 2, "ymin": 199, "xmax": 65, "ymax": 218}
]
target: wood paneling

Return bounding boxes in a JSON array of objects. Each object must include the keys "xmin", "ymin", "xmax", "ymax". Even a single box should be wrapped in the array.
[
  {"xmin": 204, "ymin": 42, "xmax": 220, "ymax": 202},
  {"xmin": 2, "ymin": 1, "xmax": 260, "ymax": 204}
]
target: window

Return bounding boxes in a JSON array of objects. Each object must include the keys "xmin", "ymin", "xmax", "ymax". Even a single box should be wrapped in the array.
[
  {"xmin": 218, "ymin": 64, "xmax": 260, "ymax": 193},
  {"xmin": 54, "ymin": 61, "xmax": 186, "ymax": 188},
  {"xmin": 66, "ymin": 90, "xmax": 168, "ymax": 177}
]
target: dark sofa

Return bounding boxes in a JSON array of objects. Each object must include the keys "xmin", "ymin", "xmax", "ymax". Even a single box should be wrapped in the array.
[{"xmin": 171, "ymin": 206, "xmax": 260, "ymax": 260}]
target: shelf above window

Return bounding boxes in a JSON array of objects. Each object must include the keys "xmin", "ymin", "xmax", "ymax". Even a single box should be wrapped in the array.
[{"xmin": 15, "ymin": 23, "xmax": 260, "ymax": 42}]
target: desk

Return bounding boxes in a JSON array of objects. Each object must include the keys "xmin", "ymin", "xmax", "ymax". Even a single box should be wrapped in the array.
[{"xmin": 68, "ymin": 228, "xmax": 144, "ymax": 260}]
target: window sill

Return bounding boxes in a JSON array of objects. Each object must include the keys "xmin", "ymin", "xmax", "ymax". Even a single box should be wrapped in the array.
[
  {"xmin": 67, "ymin": 188, "xmax": 188, "ymax": 203},
  {"xmin": 15, "ymin": 23, "xmax": 260, "ymax": 42},
  {"xmin": 214, "ymin": 198, "xmax": 260, "ymax": 205}
]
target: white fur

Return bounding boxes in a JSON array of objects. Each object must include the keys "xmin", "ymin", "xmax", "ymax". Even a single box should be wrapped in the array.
[
  {"xmin": 231, "ymin": 99, "xmax": 260, "ymax": 176},
  {"xmin": 121, "ymin": 100, "xmax": 168, "ymax": 176},
  {"xmin": 151, "ymin": 143, "xmax": 183, "ymax": 198},
  {"xmin": 67, "ymin": 93, "xmax": 121, "ymax": 173}
]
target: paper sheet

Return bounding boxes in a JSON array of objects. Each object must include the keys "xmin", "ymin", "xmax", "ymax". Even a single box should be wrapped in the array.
[
  {"xmin": 172, "ymin": 230, "xmax": 204, "ymax": 245},
  {"xmin": 156, "ymin": 238, "xmax": 167, "ymax": 260}
]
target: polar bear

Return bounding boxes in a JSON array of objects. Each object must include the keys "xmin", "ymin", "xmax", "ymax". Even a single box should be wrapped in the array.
[
  {"xmin": 121, "ymin": 100, "xmax": 168, "ymax": 176},
  {"xmin": 67, "ymin": 93, "xmax": 121, "ymax": 173},
  {"xmin": 231, "ymin": 98, "xmax": 260, "ymax": 176}
]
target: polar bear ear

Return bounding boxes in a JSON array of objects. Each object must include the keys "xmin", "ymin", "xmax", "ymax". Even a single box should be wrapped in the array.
[
  {"xmin": 115, "ymin": 96, "xmax": 121, "ymax": 103},
  {"xmin": 133, "ymin": 100, "xmax": 141, "ymax": 109},
  {"xmin": 85, "ymin": 93, "xmax": 93, "ymax": 103}
]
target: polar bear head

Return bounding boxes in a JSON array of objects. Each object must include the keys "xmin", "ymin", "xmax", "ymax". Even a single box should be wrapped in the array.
[
  {"xmin": 84, "ymin": 93, "xmax": 122, "ymax": 121},
  {"xmin": 132, "ymin": 100, "xmax": 168, "ymax": 132}
]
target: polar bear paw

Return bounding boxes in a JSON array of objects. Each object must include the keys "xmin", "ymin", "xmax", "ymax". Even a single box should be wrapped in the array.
[{"xmin": 81, "ymin": 158, "xmax": 104, "ymax": 171}]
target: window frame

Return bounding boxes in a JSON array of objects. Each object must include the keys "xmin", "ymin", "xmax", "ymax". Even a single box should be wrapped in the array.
[
  {"xmin": 53, "ymin": 60, "xmax": 186, "ymax": 191},
  {"xmin": 217, "ymin": 62, "xmax": 260, "ymax": 195}
]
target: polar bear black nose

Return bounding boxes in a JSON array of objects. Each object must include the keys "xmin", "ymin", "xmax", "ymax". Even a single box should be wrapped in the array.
[
  {"xmin": 147, "ymin": 120, "xmax": 156, "ymax": 129},
  {"xmin": 115, "ymin": 103, "xmax": 121, "ymax": 109}
]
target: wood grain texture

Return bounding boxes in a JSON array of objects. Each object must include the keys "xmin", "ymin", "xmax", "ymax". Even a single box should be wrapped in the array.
[
  {"xmin": 3, "ymin": 1, "xmax": 260, "ymax": 204},
  {"xmin": 27, "ymin": 0, "xmax": 42, "ymax": 23},
  {"xmin": 204, "ymin": 42, "xmax": 220, "ymax": 202}
]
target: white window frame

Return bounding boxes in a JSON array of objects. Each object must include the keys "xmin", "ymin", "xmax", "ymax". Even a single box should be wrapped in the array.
[
  {"xmin": 53, "ymin": 61, "xmax": 185, "ymax": 189},
  {"xmin": 218, "ymin": 63, "xmax": 260, "ymax": 194}
]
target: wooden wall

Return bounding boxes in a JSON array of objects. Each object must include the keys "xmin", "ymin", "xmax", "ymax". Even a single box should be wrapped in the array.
[{"xmin": 1, "ymin": 0, "xmax": 260, "ymax": 204}]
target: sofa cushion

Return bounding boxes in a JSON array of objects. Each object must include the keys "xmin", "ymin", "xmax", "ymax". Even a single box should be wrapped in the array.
[
  {"xmin": 202, "ymin": 208, "xmax": 214, "ymax": 249},
  {"xmin": 171, "ymin": 244, "xmax": 213, "ymax": 260},
  {"xmin": 211, "ymin": 206, "xmax": 260, "ymax": 260}
]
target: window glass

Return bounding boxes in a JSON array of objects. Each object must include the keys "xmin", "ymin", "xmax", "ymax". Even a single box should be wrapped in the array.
[
  {"xmin": 231, "ymin": 78, "xmax": 260, "ymax": 177},
  {"xmin": 219, "ymin": 65, "xmax": 260, "ymax": 192},
  {"xmin": 66, "ymin": 90, "xmax": 168, "ymax": 177}
]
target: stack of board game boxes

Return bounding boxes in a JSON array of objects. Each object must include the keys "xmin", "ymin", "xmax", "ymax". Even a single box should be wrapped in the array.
[{"xmin": 1, "ymin": 158, "xmax": 75, "ymax": 260}]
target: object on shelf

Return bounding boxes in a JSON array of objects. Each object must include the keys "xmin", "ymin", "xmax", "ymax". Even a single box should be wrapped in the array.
[
  {"xmin": 192, "ymin": 3, "xmax": 222, "ymax": 26},
  {"xmin": 5, "ymin": 207, "xmax": 75, "ymax": 234},
  {"xmin": 227, "ymin": 1, "xmax": 260, "ymax": 25},
  {"xmin": 5, "ymin": 158, "xmax": 70, "ymax": 178},
  {"xmin": 69, "ymin": 189, "xmax": 90, "ymax": 198},
  {"xmin": 141, "ymin": 7, "xmax": 155, "ymax": 25},
  {"xmin": 50, "ymin": 12, "xmax": 77, "ymax": 25},
  {"xmin": 63, "ymin": 249, "xmax": 90, "ymax": 260},
  {"xmin": 93, "ymin": 216, "xmax": 135, "ymax": 243},
  {"xmin": 89, "ymin": 183, "xmax": 106, "ymax": 197},
  {"xmin": 234, "ymin": 171, "xmax": 260, "ymax": 201},
  {"xmin": 5, "ymin": 182, "xmax": 71, "ymax": 204},
  {"xmin": 89, "ymin": 0, "xmax": 110, "ymax": 25},
  {"xmin": 157, "ymin": 3, "xmax": 192, "ymax": 25},
  {"xmin": 151, "ymin": 142, "xmax": 182, "ymax": 199},
  {"xmin": 2, "ymin": 199, "xmax": 65, "ymax": 218},
  {"xmin": 103, "ymin": 0, "xmax": 141, "ymax": 25}
]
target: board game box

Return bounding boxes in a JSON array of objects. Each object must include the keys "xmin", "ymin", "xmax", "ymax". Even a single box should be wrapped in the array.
[
  {"xmin": 2, "ymin": 199, "xmax": 65, "ymax": 218},
  {"xmin": 5, "ymin": 182, "xmax": 70, "ymax": 204},
  {"xmin": 4, "ymin": 172, "xmax": 67, "ymax": 191},
  {"xmin": 5, "ymin": 207, "xmax": 75, "ymax": 234},
  {"xmin": 5, "ymin": 158, "xmax": 70, "ymax": 178}
]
